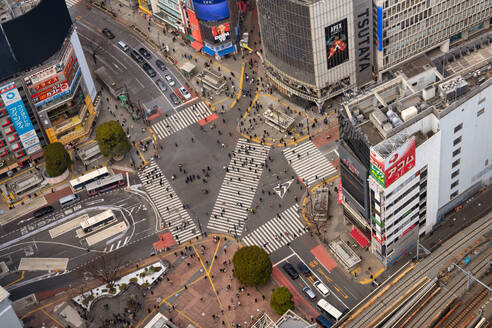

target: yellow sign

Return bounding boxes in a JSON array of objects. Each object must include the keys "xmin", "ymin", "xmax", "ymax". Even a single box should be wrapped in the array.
[{"xmin": 85, "ymin": 94, "xmax": 95, "ymax": 115}]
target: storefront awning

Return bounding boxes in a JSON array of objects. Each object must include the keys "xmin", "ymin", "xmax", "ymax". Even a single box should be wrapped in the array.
[
  {"xmin": 202, "ymin": 46, "xmax": 215, "ymax": 56},
  {"xmin": 186, "ymin": 35, "xmax": 194, "ymax": 42},
  {"xmin": 191, "ymin": 41, "xmax": 203, "ymax": 51},
  {"xmin": 217, "ymin": 46, "xmax": 235, "ymax": 57},
  {"xmin": 350, "ymin": 227, "xmax": 369, "ymax": 248}
]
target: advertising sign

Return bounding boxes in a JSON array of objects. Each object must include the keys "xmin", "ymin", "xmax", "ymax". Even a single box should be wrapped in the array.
[
  {"xmin": 187, "ymin": 9, "xmax": 203, "ymax": 43},
  {"xmin": 325, "ymin": 19, "xmax": 349, "ymax": 69},
  {"xmin": 34, "ymin": 67, "xmax": 80, "ymax": 107},
  {"xmin": 63, "ymin": 54, "xmax": 74, "ymax": 79},
  {"xmin": 211, "ymin": 23, "xmax": 230, "ymax": 42},
  {"xmin": 27, "ymin": 65, "xmax": 57, "ymax": 85},
  {"xmin": 34, "ymin": 76, "xmax": 59, "ymax": 91},
  {"xmin": 338, "ymin": 179, "xmax": 343, "ymax": 204},
  {"xmin": 370, "ymin": 137, "xmax": 416, "ymax": 188},
  {"xmin": 193, "ymin": 0, "xmax": 229, "ymax": 22},
  {"xmin": 353, "ymin": 0, "xmax": 373, "ymax": 85},
  {"xmin": 377, "ymin": 6, "xmax": 383, "ymax": 51}
]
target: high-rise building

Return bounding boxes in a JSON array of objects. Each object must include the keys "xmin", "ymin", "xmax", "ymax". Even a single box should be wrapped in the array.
[
  {"xmin": 373, "ymin": 0, "xmax": 491, "ymax": 76},
  {"xmin": 339, "ymin": 38, "xmax": 492, "ymax": 266},
  {"xmin": 0, "ymin": 287, "xmax": 23, "ymax": 328},
  {"xmin": 0, "ymin": 0, "xmax": 98, "ymax": 177},
  {"xmin": 256, "ymin": 0, "xmax": 374, "ymax": 105}
]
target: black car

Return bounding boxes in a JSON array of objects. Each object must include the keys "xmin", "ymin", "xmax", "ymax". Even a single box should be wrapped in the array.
[
  {"xmin": 170, "ymin": 93, "xmax": 180, "ymax": 105},
  {"xmin": 155, "ymin": 59, "xmax": 166, "ymax": 71},
  {"xmin": 282, "ymin": 263, "xmax": 299, "ymax": 280},
  {"xmin": 102, "ymin": 28, "xmax": 115, "ymax": 39},
  {"xmin": 130, "ymin": 50, "xmax": 144, "ymax": 63},
  {"xmin": 155, "ymin": 79, "xmax": 167, "ymax": 91},
  {"xmin": 297, "ymin": 262, "xmax": 312, "ymax": 277},
  {"xmin": 143, "ymin": 63, "xmax": 156, "ymax": 77},
  {"xmin": 33, "ymin": 205, "xmax": 54, "ymax": 218},
  {"xmin": 139, "ymin": 47, "xmax": 151, "ymax": 59}
]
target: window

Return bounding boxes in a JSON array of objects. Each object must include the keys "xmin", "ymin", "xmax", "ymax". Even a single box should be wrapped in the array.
[
  {"xmin": 450, "ymin": 191, "xmax": 459, "ymax": 199},
  {"xmin": 486, "ymin": 159, "xmax": 489, "ymax": 166},
  {"xmin": 478, "ymin": 97, "xmax": 485, "ymax": 104},
  {"xmin": 477, "ymin": 108, "xmax": 485, "ymax": 116},
  {"xmin": 452, "ymin": 159, "xmax": 460, "ymax": 168},
  {"xmin": 453, "ymin": 136, "xmax": 462, "ymax": 146},
  {"xmin": 452, "ymin": 148, "xmax": 461, "ymax": 157},
  {"xmin": 454, "ymin": 123, "xmax": 463, "ymax": 133},
  {"xmin": 451, "ymin": 180, "xmax": 459, "ymax": 189},
  {"xmin": 451, "ymin": 170, "xmax": 460, "ymax": 178}
]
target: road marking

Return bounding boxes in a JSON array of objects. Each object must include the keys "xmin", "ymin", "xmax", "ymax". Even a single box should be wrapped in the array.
[
  {"xmin": 135, "ymin": 78, "xmax": 145, "ymax": 89},
  {"xmin": 116, "ymin": 240, "xmax": 121, "ymax": 249},
  {"xmin": 85, "ymin": 199, "xmax": 104, "ymax": 206},
  {"xmin": 273, "ymin": 179, "xmax": 293, "ymax": 198},
  {"xmin": 272, "ymin": 252, "xmax": 295, "ymax": 267},
  {"xmin": 109, "ymin": 244, "xmax": 114, "ymax": 252},
  {"xmin": 124, "ymin": 236, "xmax": 130, "ymax": 245}
]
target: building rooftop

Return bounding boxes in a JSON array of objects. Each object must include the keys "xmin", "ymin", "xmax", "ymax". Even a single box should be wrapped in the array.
[
  {"xmin": 0, "ymin": 0, "xmax": 39, "ymax": 23},
  {"xmin": 342, "ymin": 31, "xmax": 492, "ymax": 149},
  {"xmin": 0, "ymin": 286, "xmax": 9, "ymax": 302}
]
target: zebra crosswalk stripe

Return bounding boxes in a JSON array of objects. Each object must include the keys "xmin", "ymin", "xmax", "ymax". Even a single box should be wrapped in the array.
[
  {"xmin": 65, "ymin": 0, "xmax": 81, "ymax": 9},
  {"xmin": 206, "ymin": 138, "xmax": 270, "ymax": 235},
  {"xmin": 137, "ymin": 160, "xmax": 200, "ymax": 243},
  {"xmin": 283, "ymin": 140, "xmax": 337, "ymax": 186},
  {"xmin": 152, "ymin": 102, "xmax": 212, "ymax": 140},
  {"xmin": 242, "ymin": 205, "xmax": 306, "ymax": 253}
]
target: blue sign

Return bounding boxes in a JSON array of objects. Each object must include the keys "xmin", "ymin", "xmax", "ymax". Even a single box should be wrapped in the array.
[
  {"xmin": 377, "ymin": 6, "xmax": 383, "ymax": 52},
  {"xmin": 193, "ymin": 0, "xmax": 229, "ymax": 21},
  {"xmin": 1, "ymin": 89, "xmax": 35, "ymax": 136}
]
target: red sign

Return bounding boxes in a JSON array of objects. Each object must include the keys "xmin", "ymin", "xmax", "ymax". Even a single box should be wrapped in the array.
[
  {"xmin": 34, "ymin": 76, "xmax": 59, "ymax": 91},
  {"xmin": 35, "ymin": 82, "xmax": 69, "ymax": 102},
  {"xmin": 187, "ymin": 9, "xmax": 202, "ymax": 43},
  {"xmin": 63, "ymin": 55, "xmax": 74, "ymax": 79},
  {"xmin": 401, "ymin": 223, "xmax": 415, "ymax": 237},
  {"xmin": 384, "ymin": 137, "xmax": 416, "ymax": 187},
  {"xmin": 338, "ymin": 179, "xmax": 343, "ymax": 204},
  {"xmin": 212, "ymin": 23, "xmax": 230, "ymax": 42}
]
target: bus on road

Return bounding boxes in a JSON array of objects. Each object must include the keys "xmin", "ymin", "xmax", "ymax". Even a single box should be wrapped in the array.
[
  {"xmin": 317, "ymin": 299, "xmax": 342, "ymax": 322},
  {"xmin": 86, "ymin": 173, "xmax": 125, "ymax": 196},
  {"xmin": 80, "ymin": 209, "xmax": 115, "ymax": 233},
  {"xmin": 70, "ymin": 167, "xmax": 109, "ymax": 191}
]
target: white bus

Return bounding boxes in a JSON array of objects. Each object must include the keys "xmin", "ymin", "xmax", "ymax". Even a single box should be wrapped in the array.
[
  {"xmin": 70, "ymin": 167, "xmax": 109, "ymax": 191},
  {"xmin": 317, "ymin": 299, "xmax": 342, "ymax": 321},
  {"xmin": 58, "ymin": 194, "xmax": 81, "ymax": 208},
  {"xmin": 86, "ymin": 173, "xmax": 125, "ymax": 196},
  {"xmin": 80, "ymin": 209, "xmax": 115, "ymax": 233}
]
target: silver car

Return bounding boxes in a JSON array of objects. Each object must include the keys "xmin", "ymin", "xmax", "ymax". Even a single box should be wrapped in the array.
[{"xmin": 303, "ymin": 287, "xmax": 316, "ymax": 300}]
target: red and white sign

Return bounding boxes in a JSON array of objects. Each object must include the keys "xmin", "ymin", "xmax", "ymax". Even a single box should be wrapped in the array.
[
  {"xmin": 33, "ymin": 82, "xmax": 69, "ymax": 102},
  {"xmin": 338, "ymin": 179, "xmax": 343, "ymax": 204},
  {"xmin": 212, "ymin": 23, "xmax": 230, "ymax": 42},
  {"xmin": 34, "ymin": 76, "xmax": 59, "ymax": 91},
  {"xmin": 384, "ymin": 137, "xmax": 416, "ymax": 187},
  {"xmin": 27, "ymin": 65, "xmax": 57, "ymax": 85}
]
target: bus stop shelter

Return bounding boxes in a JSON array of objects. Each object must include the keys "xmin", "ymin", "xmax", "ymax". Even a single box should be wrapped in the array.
[{"xmin": 179, "ymin": 61, "xmax": 197, "ymax": 79}]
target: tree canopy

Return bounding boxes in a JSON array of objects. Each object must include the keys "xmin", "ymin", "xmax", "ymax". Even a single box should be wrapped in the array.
[
  {"xmin": 270, "ymin": 287, "xmax": 294, "ymax": 315},
  {"xmin": 96, "ymin": 120, "xmax": 131, "ymax": 158},
  {"xmin": 232, "ymin": 245, "xmax": 272, "ymax": 286},
  {"xmin": 43, "ymin": 142, "xmax": 70, "ymax": 177}
]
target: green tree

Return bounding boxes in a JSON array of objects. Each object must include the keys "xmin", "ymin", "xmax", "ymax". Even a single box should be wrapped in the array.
[
  {"xmin": 232, "ymin": 246, "xmax": 272, "ymax": 286},
  {"xmin": 270, "ymin": 287, "xmax": 294, "ymax": 315},
  {"xmin": 43, "ymin": 142, "xmax": 70, "ymax": 177},
  {"xmin": 96, "ymin": 120, "xmax": 131, "ymax": 158}
]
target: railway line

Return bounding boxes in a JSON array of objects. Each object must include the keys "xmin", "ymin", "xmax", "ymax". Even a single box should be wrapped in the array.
[{"xmin": 338, "ymin": 211, "xmax": 492, "ymax": 328}]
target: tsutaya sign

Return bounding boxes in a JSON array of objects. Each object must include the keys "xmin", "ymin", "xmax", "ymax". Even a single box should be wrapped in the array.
[
  {"xmin": 370, "ymin": 136, "xmax": 416, "ymax": 188},
  {"xmin": 353, "ymin": 0, "xmax": 373, "ymax": 86}
]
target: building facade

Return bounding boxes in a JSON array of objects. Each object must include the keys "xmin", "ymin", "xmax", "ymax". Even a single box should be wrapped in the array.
[
  {"xmin": 0, "ymin": 287, "xmax": 23, "ymax": 328},
  {"xmin": 257, "ymin": 0, "xmax": 374, "ymax": 105},
  {"xmin": 373, "ymin": 0, "xmax": 491, "ymax": 75},
  {"xmin": 148, "ymin": 0, "xmax": 186, "ymax": 32}
]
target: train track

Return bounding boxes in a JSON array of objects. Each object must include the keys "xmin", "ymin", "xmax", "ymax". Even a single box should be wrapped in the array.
[{"xmin": 338, "ymin": 211, "xmax": 492, "ymax": 328}]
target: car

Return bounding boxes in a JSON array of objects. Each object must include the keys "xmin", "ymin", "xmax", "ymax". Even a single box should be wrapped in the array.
[
  {"xmin": 303, "ymin": 287, "xmax": 316, "ymax": 300},
  {"xmin": 33, "ymin": 205, "xmax": 54, "ymax": 218},
  {"xmin": 130, "ymin": 50, "xmax": 144, "ymax": 63},
  {"xmin": 155, "ymin": 79, "xmax": 167, "ymax": 91},
  {"xmin": 297, "ymin": 262, "xmax": 312, "ymax": 277},
  {"xmin": 139, "ymin": 47, "xmax": 151, "ymax": 59},
  {"xmin": 179, "ymin": 87, "xmax": 191, "ymax": 99},
  {"xmin": 155, "ymin": 59, "xmax": 166, "ymax": 71},
  {"xmin": 142, "ymin": 62, "xmax": 156, "ymax": 77},
  {"xmin": 282, "ymin": 263, "xmax": 299, "ymax": 280},
  {"xmin": 314, "ymin": 281, "xmax": 330, "ymax": 297},
  {"xmin": 170, "ymin": 93, "xmax": 180, "ymax": 105},
  {"xmin": 165, "ymin": 74, "xmax": 176, "ymax": 87},
  {"xmin": 102, "ymin": 28, "xmax": 115, "ymax": 39}
]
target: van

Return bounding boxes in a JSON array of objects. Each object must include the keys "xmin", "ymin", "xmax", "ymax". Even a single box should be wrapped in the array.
[
  {"xmin": 33, "ymin": 205, "xmax": 54, "ymax": 218},
  {"xmin": 59, "ymin": 194, "xmax": 80, "ymax": 208},
  {"xmin": 118, "ymin": 41, "xmax": 129, "ymax": 52},
  {"xmin": 315, "ymin": 315, "xmax": 334, "ymax": 328},
  {"xmin": 314, "ymin": 280, "xmax": 330, "ymax": 296}
]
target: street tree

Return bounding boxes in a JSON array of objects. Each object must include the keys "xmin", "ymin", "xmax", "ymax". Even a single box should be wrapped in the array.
[
  {"xmin": 43, "ymin": 142, "xmax": 70, "ymax": 177},
  {"xmin": 86, "ymin": 253, "xmax": 124, "ymax": 290},
  {"xmin": 232, "ymin": 245, "xmax": 272, "ymax": 286},
  {"xmin": 96, "ymin": 120, "xmax": 131, "ymax": 159},
  {"xmin": 270, "ymin": 287, "xmax": 294, "ymax": 315}
]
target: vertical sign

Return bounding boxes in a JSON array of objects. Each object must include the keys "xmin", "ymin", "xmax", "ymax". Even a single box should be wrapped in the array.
[
  {"xmin": 353, "ymin": 0, "xmax": 373, "ymax": 85},
  {"xmin": 377, "ymin": 6, "xmax": 383, "ymax": 52},
  {"xmin": 325, "ymin": 19, "xmax": 349, "ymax": 69}
]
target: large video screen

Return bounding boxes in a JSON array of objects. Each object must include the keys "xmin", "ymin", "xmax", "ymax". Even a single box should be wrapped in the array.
[
  {"xmin": 325, "ymin": 19, "xmax": 349, "ymax": 69},
  {"xmin": 193, "ymin": 0, "xmax": 229, "ymax": 22}
]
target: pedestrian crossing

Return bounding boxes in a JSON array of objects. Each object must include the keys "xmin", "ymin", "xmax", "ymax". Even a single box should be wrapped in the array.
[
  {"xmin": 206, "ymin": 138, "xmax": 270, "ymax": 235},
  {"xmin": 242, "ymin": 205, "xmax": 306, "ymax": 253},
  {"xmin": 103, "ymin": 235, "xmax": 130, "ymax": 253},
  {"xmin": 283, "ymin": 140, "xmax": 337, "ymax": 187},
  {"xmin": 65, "ymin": 0, "xmax": 82, "ymax": 9},
  {"xmin": 138, "ymin": 159, "xmax": 200, "ymax": 243},
  {"xmin": 152, "ymin": 101, "xmax": 212, "ymax": 140}
]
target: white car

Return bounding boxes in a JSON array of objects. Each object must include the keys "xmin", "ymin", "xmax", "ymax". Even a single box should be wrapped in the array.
[
  {"xmin": 165, "ymin": 74, "xmax": 175, "ymax": 87},
  {"xmin": 179, "ymin": 87, "xmax": 191, "ymax": 100}
]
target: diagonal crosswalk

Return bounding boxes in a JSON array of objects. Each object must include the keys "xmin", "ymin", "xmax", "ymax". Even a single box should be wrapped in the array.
[
  {"xmin": 138, "ymin": 160, "xmax": 200, "ymax": 243},
  {"xmin": 65, "ymin": 0, "xmax": 82, "ymax": 9},
  {"xmin": 152, "ymin": 101, "xmax": 212, "ymax": 140},
  {"xmin": 283, "ymin": 140, "xmax": 337, "ymax": 187},
  {"xmin": 206, "ymin": 138, "xmax": 270, "ymax": 235},
  {"xmin": 241, "ymin": 205, "xmax": 306, "ymax": 253}
]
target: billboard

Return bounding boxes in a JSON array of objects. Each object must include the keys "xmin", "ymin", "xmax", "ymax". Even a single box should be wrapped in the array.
[
  {"xmin": 33, "ymin": 67, "xmax": 80, "ymax": 107},
  {"xmin": 325, "ymin": 19, "xmax": 349, "ymax": 69},
  {"xmin": 187, "ymin": 9, "xmax": 203, "ymax": 43},
  {"xmin": 353, "ymin": 0, "xmax": 373, "ymax": 85},
  {"xmin": 0, "ymin": 83, "xmax": 41, "ymax": 154},
  {"xmin": 370, "ymin": 136, "xmax": 416, "ymax": 188},
  {"xmin": 193, "ymin": 0, "xmax": 229, "ymax": 22},
  {"xmin": 211, "ymin": 22, "xmax": 230, "ymax": 42}
]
